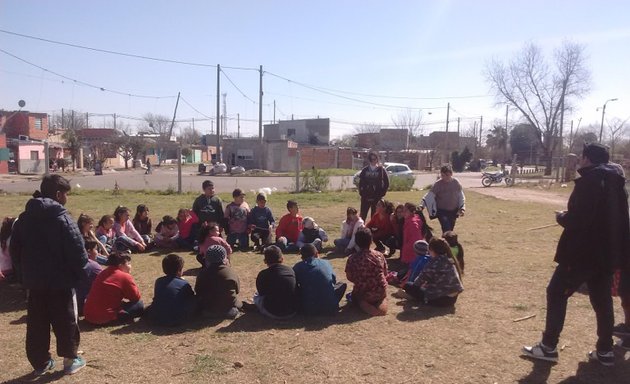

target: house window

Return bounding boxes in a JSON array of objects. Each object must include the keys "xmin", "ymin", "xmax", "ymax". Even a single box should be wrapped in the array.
[
  {"xmin": 236, "ymin": 149, "xmax": 254, "ymax": 160},
  {"xmin": 30, "ymin": 151, "xmax": 39, "ymax": 160},
  {"xmin": 287, "ymin": 128, "xmax": 296, "ymax": 138},
  {"xmin": 34, "ymin": 118, "xmax": 43, "ymax": 130}
]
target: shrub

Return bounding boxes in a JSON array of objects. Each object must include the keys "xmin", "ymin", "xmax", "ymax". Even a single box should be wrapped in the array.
[
  {"xmin": 389, "ymin": 177, "xmax": 414, "ymax": 191},
  {"xmin": 298, "ymin": 168, "xmax": 330, "ymax": 192}
]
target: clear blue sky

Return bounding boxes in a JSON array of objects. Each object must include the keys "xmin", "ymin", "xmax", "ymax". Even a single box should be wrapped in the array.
[{"xmin": 1, "ymin": 0, "xmax": 629, "ymax": 139}]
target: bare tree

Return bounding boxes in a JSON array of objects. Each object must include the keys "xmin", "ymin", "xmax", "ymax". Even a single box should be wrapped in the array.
[
  {"xmin": 53, "ymin": 109, "xmax": 88, "ymax": 131},
  {"xmin": 486, "ymin": 41, "xmax": 590, "ymax": 174},
  {"xmin": 178, "ymin": 126, "xmax": 202, "ymax": 146},
  {"xmin": 392, "ymin": 109, "xmax": 424, "ymax": 147},
  {"xmin": 354, "ymin": 123, "xmax": 382, "ymax": 134},
  {"xmin": 607, "ymin": 117, "xmax": 630, "ymax": 158},
  {"xmin": 142, "ymin": 113, "xmax": 173, "ymax": 136}
]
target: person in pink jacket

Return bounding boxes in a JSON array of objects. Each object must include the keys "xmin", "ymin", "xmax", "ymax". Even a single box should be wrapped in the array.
[
  {"xmin": 113, "ymin": 206, "xmax": 146, "ymax": 252},
  {"xmin": 401, "ymin": 202, "xmax": 425, "ymax": 265}
]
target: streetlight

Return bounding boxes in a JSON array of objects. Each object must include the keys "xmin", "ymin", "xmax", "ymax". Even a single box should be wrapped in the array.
[{"xmin": 598, "ymin": 98, "xmax": 618, "ymax": 143}]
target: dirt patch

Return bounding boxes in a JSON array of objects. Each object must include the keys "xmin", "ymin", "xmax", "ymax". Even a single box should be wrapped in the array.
[{"xmin": 470, "ymin": 185, "xmax": 569, "ymax": 207}]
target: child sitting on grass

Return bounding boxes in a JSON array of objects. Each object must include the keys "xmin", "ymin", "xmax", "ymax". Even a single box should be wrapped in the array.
[
  {"xmin": 443, "ymin": 231, "xmax": 465, "ymax": 273},
  {"xmin": 0, "ymin": 217, "xmax": 16, "ymax": 281},
  {"xmin": 366, "ymin": 199, "xmax": 395, "ymax": 253},
  {"xmin": 154, "ymin": 215, "xmax": 180, "ymax": 249},
  {"xmin": 402, "ymin": 237, "xmax": 464, "ymax": 307},
  {"xmin": 400, "ymin": 203, "xmax": 425, "ymax": 265},
  {"xmin": 148, "ymin": 254, "xmax": 196, "ymax": 327},
  {"xmin": 195, "ymin": 245, "xmax": 242, "ymax": 319},
  {"xmin": 253, "ymin": 245, "xmax": 298, "ymax": 320},
  {"xmin": 296, "ymin": 217, "xmax": 328, "ymax": 251},
  {"xmin": 84, "ymin": 251, "xmax": 144, "ymax": 325},
  {"xmin": 345, "ymin": 227, "xmax": 388, "ymax": 316},
  {"xmin": 275, "ymin": 200, "xmax": 303, "ymax": 253},
  {"xmin": 78, "ymin": 214, "xmax": 109, "ymax": 256},
  {"xmin": 197, "ymin": 222, "xmax": 232, "ymax": 267},
  {"xmin": 95, "ymin": 215, "xmax": 115, "ymax": 253},
  {"xmin": 132, "ymin": 204, "xmax": 153, "ymax": 246},
  {"xmin": 113, "ymin": 206, "xmax": 146, "ymax": 253},
  {"xmin": 225, "ymin": 189, "xmax": 251, "ymax": 251},
  {"xmin": 334, "ymin": 207, "xmax": 364, "ymax": 256},
  {"xmin": 176, "ymin": 208, "xmax": 199, "ymax": 250},
  {"xmin": 76, "ymin": 240, "xmax": 103, "ymax": 315},
  {"xmin": 248, "ymin": 193, "xmax": 275, "ymax": 252}
]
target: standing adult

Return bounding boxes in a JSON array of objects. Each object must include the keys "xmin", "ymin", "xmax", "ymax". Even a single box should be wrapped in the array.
[
  {"xmin": 10, "ymin": 175, "xmax": 88, "ymax": 376},
  {"xmin": 523, "ymin": 143, "xmax": 630, "ymax": 366},
  {"xmin": 421, "ymin": 165, "xmax": 465, "ymax": 234},
  {"xmin": 358, "ymin": 152, "xmax": 389, "ymax": 221}
]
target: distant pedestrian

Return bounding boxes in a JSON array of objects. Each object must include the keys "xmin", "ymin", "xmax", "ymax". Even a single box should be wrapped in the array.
[
  {"xmin": 10, "ymin": 174, "xmax": 88, "ymax": 376},
  {"xmin": 358, "ymin": 152, "xmax": 389, "ymax": 220},
  {"xmin": 145, "ymin": 158, "xmax": 152, "ymax": 174}
]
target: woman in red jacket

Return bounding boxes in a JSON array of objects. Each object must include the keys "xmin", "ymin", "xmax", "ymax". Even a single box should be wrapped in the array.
[{"xmin": 401, "ymin": 202, "xmax": 425, "ymax": 265}]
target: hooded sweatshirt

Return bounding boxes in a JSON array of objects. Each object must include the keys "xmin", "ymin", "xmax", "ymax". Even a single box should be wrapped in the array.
[{"xmin": 10, "ymin": 197, "xmax": 88, "ymax": 290}]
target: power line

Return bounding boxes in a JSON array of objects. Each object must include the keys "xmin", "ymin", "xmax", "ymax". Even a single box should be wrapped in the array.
[
  {"xmin": 180, "ymin": 96, "xmax": 214, "ymax": 120},
  {"xmin": 220, "ymin": 69, "xmax": 258, "ymax": 104},
  {"xmin": 0, "ymin": 48, "xmax": 176, "ymax": 99}
]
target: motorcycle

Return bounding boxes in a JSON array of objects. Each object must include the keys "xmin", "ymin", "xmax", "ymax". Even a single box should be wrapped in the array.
[{"xmin": 481, "ymin": 170, "xmax": 514, "ymax": 187}]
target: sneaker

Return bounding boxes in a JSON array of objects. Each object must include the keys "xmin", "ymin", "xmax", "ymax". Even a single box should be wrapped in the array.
[
  {"xmin": 615, "ymin": 338, "xmax": 630, "ymax": 351},
  {"xmin": 33, "ymin": 359, "xmax": 55, "ymax": 376},
  {"xmin": 63, "ymin": 356, "xmax": 86, "ymax": 375},
  {"xmin": 613, "ymin": 323, "xmax": 630, "ymax": 338},
  {"xmin": 392, "ymin": 289, "xmax": 412, "ymax": 300},
  {"xmin": 522, "ymin": 342, "xmax": 559, "ymax": 363},
  {"xmin": 587, "ymin": 350, "xmax": 614, "ymax": 367}
]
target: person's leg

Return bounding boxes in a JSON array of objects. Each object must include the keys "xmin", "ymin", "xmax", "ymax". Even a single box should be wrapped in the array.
[
  {"xmin": 26, "ymin": 290, "xmax": 53, "ymax": 370},
  {"xmin": 285, "ymin": 243, "xmax": 300, "ymax": 253},
  {"xmin": 619, "ymin": 269, "xmax": 630, "ymax": 326},
  {"xmin": 358, "ymin": 298, "xmax": 387, "ymax": 316},
  {"xmin": 586, "ymin": 271, "xmax": 614, "ymax": 352},
  {"xmin": 238, "ymin": 233, "xmax": 249, "ymax": 250},
  {"xmin": 334, "ymin": 282, "xmax": 347, "ymax": 305},
  {"xmin": 369, "ymin": 201, "xmax": 378, "ymax": 219},
  {"xmin": 359, "ymin": 199, "xmax": 370, "ymax": 221},
  {"xmin": 49, "ymin": 289, "xmax": 80, "ymax": 360},
  {"xmin": 373, "ymin": 238, "xmax": 386, "ymax": 252},
  {"xmin": 312, "ymin": 238, "xmax": 323, "ymax": 251},
  {"xmin": 334, "ymin": 238, "xmax": 350, "ymax": 251},
  {"xmin": 118, "ymin": 300, "xmax": 145, "ymax": 322},
  {"xmin": 196, "ymin": 253, "xmax": 205, "ymax": 267},
  {"xmin": 226, "ymin": 233, "xmax": 237, "ymax": 248},
  {"xmin": 403, "ymin": 282, "xmax": 425, "ymax": 301},
  {"xmin": 426, "ymin": 295, "xmax": 458, "ymax": 307},
  {"xmin": 436, "ymin": 209, "xmax": 455, "ymax": 233},
  {"xmin": 541, "ymin": 266, "xmax": 585, "ymax": 349}
]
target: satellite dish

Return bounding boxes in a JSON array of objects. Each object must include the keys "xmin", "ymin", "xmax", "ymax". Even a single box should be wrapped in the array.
[{"xmin": 18, "ymin": 100, "xmax": 26, "ymax": 108}]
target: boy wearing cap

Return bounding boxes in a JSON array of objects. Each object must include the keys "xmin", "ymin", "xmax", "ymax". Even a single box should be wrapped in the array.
[
  {"xmin": 523, "ymin": 143, "xmax": 630, "ymax": 366},
  {"xmin": 195, "ymin": 245, "xmax": 242, "ymax": 319},
  {"xmin": 224, "ymin": 189, "xmax": 251, "ymax": 251},
  {"xmin": 192, "ymin": 180, "xmax": 225, "ymax": 232},
  {"xmin": 296, "ymin": 217, "xmax": 328, "ymax": 251},
  {"xmin": 275, "ymin": 200, "xmax": 303, "ymax": 253},
  {"xmin": 248, "ymin": 193, "xmax": 275, "ymax": 252}
]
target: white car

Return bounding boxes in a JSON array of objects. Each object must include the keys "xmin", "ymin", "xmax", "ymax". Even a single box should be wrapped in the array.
[{"xmin": 353, "ymin": 162, "xmax": 415, "ymax": 186}]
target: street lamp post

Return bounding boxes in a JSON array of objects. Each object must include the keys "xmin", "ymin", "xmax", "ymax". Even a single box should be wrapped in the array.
[{"xmin": 599, "ymin": 98, "xmax": 618, "ymax": 143}]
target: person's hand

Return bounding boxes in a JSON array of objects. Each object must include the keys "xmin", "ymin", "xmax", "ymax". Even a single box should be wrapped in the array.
[
  {"xmin": 458, "ymin": 209, "xmax": 465, "ymax": 217},
  {"xmin": 136, "ymin": 243, "xmax": 146, "ymax": 252}
]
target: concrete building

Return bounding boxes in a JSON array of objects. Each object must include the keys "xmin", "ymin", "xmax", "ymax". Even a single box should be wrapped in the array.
[
  {"xmin": 264, "ymin": 118, "xmax": 330, "ymax": 145},
  {"xmin": 355, "ymin": 129, "xmax": 409, "ymax": 151}
]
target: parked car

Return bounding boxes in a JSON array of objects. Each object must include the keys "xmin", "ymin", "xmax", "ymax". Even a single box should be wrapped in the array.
[{"xmin": 353, "ymin": 162, "xmax": 415, "ymax": 186}]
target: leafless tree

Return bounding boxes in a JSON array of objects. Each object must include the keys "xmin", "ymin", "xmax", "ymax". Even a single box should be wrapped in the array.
[
  {"xmin": 486, "ymin": 41, "xmax": 590, "ymax": 174},
  {"xmin": 141, "ymin": 113, "xmax": 173, "ymax": 136},
  {"xmin": 178, "ymin": 126, "xmax": 202, "ymax": 146},
  {"xmin": 354, "ymin": 123, "xmax": 382, "ymax": 134},
  {"xmin": 392, "ymin": 109, "xmax": 424, "ymax": 146},
  {"xmin": 606, "ymin": 117, "xmax": 630, "ymax": 158}
]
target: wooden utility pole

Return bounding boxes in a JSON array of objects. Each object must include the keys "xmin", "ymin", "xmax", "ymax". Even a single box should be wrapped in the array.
[
  {"xmin": 259, "ymin": 65, "xmax": 263, "ymax": 144},
  {"xmin": 445, "ymin": 102, "xmax": 450, "ymax": 162},
  {"xmin": 216, "ymin": 64, "xmax": 221, "ymax": 163},
  {"xmin": 237, "ymin": 113, "xmax": 240, "ymax": 139}
]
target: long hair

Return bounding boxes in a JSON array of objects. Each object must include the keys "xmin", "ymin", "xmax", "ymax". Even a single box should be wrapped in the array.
[
  {"xmin": 113, "ymin": 206, "xmax": 129, "ymax": 223},
  {"xmin": 429, "ymin": 237, "xmax": 463, "ymax": 277},
  {"xmin": 0, "ymin": 217, "xmax": 16, "ymax": 250},
  {"xmin": 134, "ymin": 204, "xmax": 149, "ymax": 222},
  {"xmin": 77, "ymin": 214, "xmax": 93, "ymax": 234}
]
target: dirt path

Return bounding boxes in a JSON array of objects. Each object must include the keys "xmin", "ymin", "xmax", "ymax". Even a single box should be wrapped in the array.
[{"xmin": 470, "ymin": 185, "xmax": 568, "ymax": 207}]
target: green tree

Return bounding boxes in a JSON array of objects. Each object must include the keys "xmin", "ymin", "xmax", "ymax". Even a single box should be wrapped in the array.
[
  {"xmin": 62, "ymin": 127, "xmax": 81, "ymax": 171},
  {"xmin": 114, "ymin": 132, "xmax": 146, "ymax": 169},
  {"xmin": 486, "ymin": 124, "xmax": 508, "ymax": 162},
  {"xmin": 509, "ymin": 124, "xmax": 540, "ymax": 164}
]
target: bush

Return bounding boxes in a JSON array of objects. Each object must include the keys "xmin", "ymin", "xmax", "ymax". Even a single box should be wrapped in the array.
[
  {"xmin": 299, "ymin": 168, "xmax": 330, "ymax": 192},
  {"xmin": 389, "ymin": 177, "xmax": 414, "ymax": 191}
]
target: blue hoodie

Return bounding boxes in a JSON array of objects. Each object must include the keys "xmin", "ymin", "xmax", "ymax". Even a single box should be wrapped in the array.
[{"xmin": 11, "ymin": 197, "xmax": 88, "ymax": 290}]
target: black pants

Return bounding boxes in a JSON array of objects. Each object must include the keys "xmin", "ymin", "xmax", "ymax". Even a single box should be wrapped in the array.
[
  {"xmin": 26, "ymin": 289, "xmax": 80, "ymax": 370},
  {"xmin": 360, "ymin": 198, "xmax": 378, "ymax": 221},
  {"xmin": 403, "ymin": 283, "xmax": 458, "ymax": 307},
  {"xmin": 542, "ymin": 265, "xmax": 614, "ymax": 352},
  {"xmin": 334, "ymin": 282, "xmax": 348, "ymax": 305},
  {"xmin": 436, "ymin": 208, "xmax": 458, "ymax": 233}
]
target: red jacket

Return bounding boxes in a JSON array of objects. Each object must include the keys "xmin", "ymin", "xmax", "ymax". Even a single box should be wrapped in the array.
[
  {"xmin": 401, "ymin": 214, "xmax": 424, "ymax": 265},
  {"xmin": 84, "ymin": 266, "xmax": 141, "ymax": 325},
  {"xmin": 178, "ymin": 211, "xmax": 199, "ymax": 239},
  {"xmin": 275, "ymin": 214, "xmax": 303, "ymax": 243},
  {"xmin": 366, "ymin": 213, "xmax": 394, "ymax": 240}
]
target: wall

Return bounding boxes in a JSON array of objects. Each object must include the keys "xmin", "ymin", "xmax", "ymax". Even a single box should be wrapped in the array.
[
  {"xmin": 0, "ymin": 133, "xmax": 8, "ymax": 174},
  {"xmin": 297, "ymin": 147, "xmax": 356, "ymax": 169},
  {"xmin": 17, "ymin": 143, "xmax": 45, "ymax": 174}
]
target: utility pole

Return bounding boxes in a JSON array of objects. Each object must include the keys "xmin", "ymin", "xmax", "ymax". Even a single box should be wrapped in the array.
[
  {"xmin": 505, "ymin": 105, "xmax": 509, "ymax": 163},
  {"xmin": 86, "ymin": 112, "xmax": 89, "ymax": 128},
  {"xmin": 216, "ymin": 64, "xmax": 221, "ymax": 163},
  {"xmin": 113, "ymin": 113, "xmax": 117, "ymax": 130},
  {"xmin": 457, "ymin": 117, "xmax": 460, "ymax": 134},
  {"xmin": 222, "ymin": 93, "xmax": 227, "ymax": 136},
  {"xmin": 444, "ymin": 102, "xmax": 450, "ymax": 163},
  {"xmin": 479, "ymin": 116, "xmax": 483, "ymax": 148},
  {"xmin": 237, "ymin": 113, "xmax": 240, "ymax": 139},
  {"xmin": 259, "ymin": 65, "xmax": 263, "ymax": 144},
  {"xmin": 273, "ymin": 100, "xmax": 276, "ymax": 124}
]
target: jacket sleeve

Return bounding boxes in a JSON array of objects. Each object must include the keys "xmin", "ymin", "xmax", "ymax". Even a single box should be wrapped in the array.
[
  {"xmin": 358, "ymin": 168, "xmax": 366, "ymax": 196},
  {"xmin": 123, "ymin": 275, "xmax": 142, "ymax": 302},
  {"xmin": 347, "ymin": 220, "xmax": 365, "ymax": 250},
  {"xmin": 319, "ymin": 228, "xmax": 329, "ymax": 243},
  {"xmin": 382, "ymin": 167, "xmax": 390, "ymax": 194},
  {"xmin": 126, "ymin": 219, "xmax": 144, "ymax": 244},
  {"xmin": 457, "ymin": 180, "xmax": 466, "ymax": 210},
  {"xmin": 556, "ymin": 178, "xmax": 603, "ymax": 230}
]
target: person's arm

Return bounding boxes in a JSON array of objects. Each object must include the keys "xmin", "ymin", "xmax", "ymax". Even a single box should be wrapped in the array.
[
  {"xmin": 381, "ymin": 167, "xmax": 390, "ymax": 195},
  {"xmin": 345, "ymin": 258, "xmax": 356, "ymax": 283},
  {"xmin": 267, "ymin": 208, "xmax": 275, "ymax": 225},
  {"xmin": 122, "ymin": 274, "xmax": 142, "ymax": 302},
  {"xmin": 276, "ymin": 216, "xmax": 287, "ymax": 238},
  {"xmin": 189, "ymin": 210, "xmax": 199, "ymax": 224},
  {"xmin": 296, "ymin": 232, "xmax": 306, "ymax": 248},
  {"xmin": 358, "ymin": 168, "xmax": 366, "ymax": 196},
  {"xmin": 457, "ymin": 180, "xmax": 466, "ymax": 214},
  {"xmin": 319, "ymin": 228, "xmax": 329, "ymax": 243},
  {"xmin": 61, "ymin": 215, "xmax": 89, "ymax": 280},
  {"xmin": 556, "ymin": 178, "xmax": 602, "ymax": 230},
  {"xmin": 347, "ymin": 220, "xmax": 364, "ymax": 250},
  {"xmin": 126, "ymin": 219, "xmax": 145, "ymax": 245}
]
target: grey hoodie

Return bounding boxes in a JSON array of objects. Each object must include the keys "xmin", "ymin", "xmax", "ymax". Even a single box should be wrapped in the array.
[{"xmin": 10, "ymin": 197, "xmax": 88, "ymax": 290}]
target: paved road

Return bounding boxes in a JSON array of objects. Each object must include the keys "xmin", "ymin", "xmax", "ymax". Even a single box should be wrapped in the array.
[{"xmin": 0, "ymin": 168, "xmax": 488, "ymax": 194}]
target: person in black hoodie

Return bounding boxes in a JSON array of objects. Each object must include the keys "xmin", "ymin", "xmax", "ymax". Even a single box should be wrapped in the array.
[
  {"xmin": 10, "ymin": 174, "xmax": 88, "ymax": 376},
  {"xmin": 523, "ymin": 143, "xmax": 630, "ymax": 367},
  {"xmin": 253, "ymin": 245, "xmax": 298, "ymax": 319},
  {"xmin": 358, "ymin": 152, "xmax": 389, "ymax": 221}
]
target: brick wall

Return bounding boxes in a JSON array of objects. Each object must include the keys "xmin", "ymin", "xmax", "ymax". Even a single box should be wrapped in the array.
[{"xmin": 0, "ymin": 133, "xmax": 8, "ymax": 174}]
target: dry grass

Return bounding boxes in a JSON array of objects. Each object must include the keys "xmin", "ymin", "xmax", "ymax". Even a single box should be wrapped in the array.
[{"xmin": 0, "ymin": 189, "xmax": 629, "ymax": 383}]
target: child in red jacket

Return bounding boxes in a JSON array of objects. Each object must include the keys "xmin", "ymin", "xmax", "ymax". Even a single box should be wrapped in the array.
[{"xmin": 275, "ymin": 200, "xmax": 303, "ymax": 253}]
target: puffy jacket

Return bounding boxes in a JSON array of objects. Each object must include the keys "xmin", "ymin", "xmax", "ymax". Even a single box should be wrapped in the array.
[
  {"xmin": 358, "ymin": 165, "xmax": 389, "ymax": 201},
  {"xmin": 10, "ymin": 197, "xmax": 88, "ymax": 290}
]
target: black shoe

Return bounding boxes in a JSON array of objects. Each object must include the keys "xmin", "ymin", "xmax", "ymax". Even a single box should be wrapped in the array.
[
  {"xmin": 613, "ymin": 323, "xmax": 630, "ymax": 338},
  {"xmin": 587, "ymin": 350, "xmax": 614, "ymax": 367},
  {"xmin": 522, "ymin": 342, "xmax": 559, "ymax": 363}
]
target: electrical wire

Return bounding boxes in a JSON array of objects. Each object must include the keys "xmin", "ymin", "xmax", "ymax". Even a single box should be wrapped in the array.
[
  {"xmin": 180, "ymin": 96, "xmax": 214, "ymax": 120},
  {"xmin": 220, "ymin": 69, "xmax": 258, "ymax": 104}
]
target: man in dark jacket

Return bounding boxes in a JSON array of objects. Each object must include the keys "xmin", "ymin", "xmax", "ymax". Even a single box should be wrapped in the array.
[
  {"xmin": 358, "ymin": 152, "xmax": 389, "ymax": 220},
  {"xmin": 10, "ymin": 175, "xmax": 88, "ymax": 376},
  {"xmin": 523, "ymin": 143, "xmax": 630, "ymax": 366}
]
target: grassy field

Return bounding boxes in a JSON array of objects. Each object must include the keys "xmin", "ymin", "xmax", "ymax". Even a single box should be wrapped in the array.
[{"xmin": 0, "ymin": 188, "xmax": 629, "ymax": 383}]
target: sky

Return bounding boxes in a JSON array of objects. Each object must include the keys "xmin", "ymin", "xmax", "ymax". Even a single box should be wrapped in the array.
[{"xmin": 1, "ymin": 0, "xmax": 630, "ymax": 140}]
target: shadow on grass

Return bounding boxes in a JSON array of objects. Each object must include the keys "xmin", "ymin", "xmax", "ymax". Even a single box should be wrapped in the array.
[
  {"xmin": 0, "ymin": 281, "xmax": 27, "ymax": 314},
  {"xmin": 2, "ymin": 370, "xmax": 65, "ymax": 384},
  {"xmin": 516, "ymin": 356, "xmax": 554, "ymax": 384},
  {"xmin": 182, "ymin": 267, "xmax": 201, "ymax": 277},
  {"xmin": 394, "ymin": 299, "xmax": 456, "ymax": 322},
  {"xmin": 554, "ymin": 352, "xmax": 630, "ymax": 384},
  {"xmin": 102, "ymin": 315, "xmax": 225, "ymax": 336},
  {"xmin": 215, "ymin": 303, "xmax": 371, "ymax": 333}
]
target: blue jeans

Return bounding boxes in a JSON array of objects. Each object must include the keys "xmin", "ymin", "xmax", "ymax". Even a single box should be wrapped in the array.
[
  {"xmin": 542, "ymin": 265, "xmax": 614, "ymax": 351},
  {"xmin": 436, "ymin": 208, "xmax": 458, "ymax": 233},
  {"xmin": 227, "ymin": 232, "xmax": 249, "ymax": 250},
  {"xmin": 118, "ymin": 300, "xmax": 145, "ymax": 322}
]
